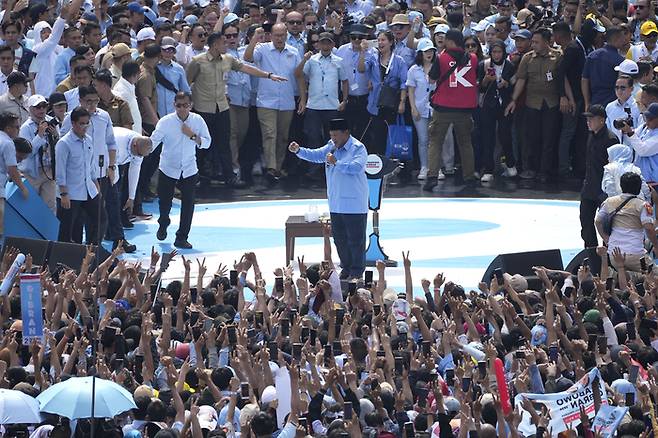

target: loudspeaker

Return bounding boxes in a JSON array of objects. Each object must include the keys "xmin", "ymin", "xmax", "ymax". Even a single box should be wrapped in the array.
[
  {"xmin": 1, "ymin": 237, "xmax": 50, "ymax": 266},
  {"xmin": 482, "ymin": 249, "xmax": 564, "ymax": 290},
  {"xmin": 47, "ymin": 241, "xmax": 111, "ymax": 273},
  {"xmin": 1, "ymin": 237, "xmax": 110, "ymax": 273},
  {"xmin": 565, "ymin": 247, "xmax": 601, "ymax": 277}
]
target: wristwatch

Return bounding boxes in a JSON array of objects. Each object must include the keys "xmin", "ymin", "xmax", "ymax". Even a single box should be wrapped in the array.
[{"xmin": 190, "ymin": 134, "xmax": 198, "ymax": 141}]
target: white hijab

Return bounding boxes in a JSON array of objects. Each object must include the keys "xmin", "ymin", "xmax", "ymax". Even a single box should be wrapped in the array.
[{"xmin": 32, "ymin": 21, "xmax": 52, "ymax": 51}]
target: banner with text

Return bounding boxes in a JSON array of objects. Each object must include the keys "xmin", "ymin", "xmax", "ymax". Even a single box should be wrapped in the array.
[
  {"xmin": 514, "ymin": 367, "xmax": 608, "ymax": 437},
  {"xmin": 591, "ymin": 405, "xmax": 627, "ymax": 438},
  {"xmin": 20, "ymin": 274, "xmax": 43, "ymax": 345}
]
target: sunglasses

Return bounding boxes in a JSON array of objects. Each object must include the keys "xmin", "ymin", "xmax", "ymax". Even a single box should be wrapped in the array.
[
  {"xmin": 637, "ymin": 4, "xmax": 647, "ymax": 8},
  {"xmin": 195, "ymin": 32, "xmax": 207, "ymax": 37},
  {"xmin": 287, "ymin": 20, "xmax": 302, "ymax": 25},
  {"xmin": 224, "ymin": 33, "xmax": 239, "ymax": 38}
]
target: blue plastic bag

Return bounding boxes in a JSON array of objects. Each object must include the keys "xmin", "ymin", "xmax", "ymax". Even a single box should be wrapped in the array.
[{"xmin": 385, "ymin": 115, "xmax": 413, "ymax": 161}]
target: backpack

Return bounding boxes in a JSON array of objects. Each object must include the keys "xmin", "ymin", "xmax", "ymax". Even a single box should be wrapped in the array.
[{"xmin": 600, "ymin": 196, "xmax": 636, "ymax": 236}]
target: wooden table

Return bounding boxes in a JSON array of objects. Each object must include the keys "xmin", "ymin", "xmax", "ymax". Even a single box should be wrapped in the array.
[{"xmin": 285, "ymin": 215, "xmax": 327, "ymax": 263}]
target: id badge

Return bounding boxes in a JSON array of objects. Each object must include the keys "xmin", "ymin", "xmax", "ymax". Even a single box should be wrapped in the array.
[
  {"xmin": 546, "ymin": 71, "xmax": 553, "ymax": 81},
  {"xmin": 350, "ymin": 82, "xmax": 359, "ymax": 91}
]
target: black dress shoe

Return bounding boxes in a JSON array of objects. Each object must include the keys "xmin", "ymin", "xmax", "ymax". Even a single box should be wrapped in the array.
[
  {"xmin": 157, "ymin": 225, "xmax": 167, "ymax": 241},
  {"xmin": 113, "ymin": 240, "xmax": 137, "ymax": 253},
  {"xmin": 226, "ymin": 176, "xmax": 247, "ymax": 188},
  {"xmin": 423, "ymin": 180, "xmax": 438, "ymax": 192},
  {"xmin": 122, "ymin": 220, "xmax": 134, "ymax": 229},
  {"xmin": 174, "ymin": 239, "xmax": 193, "ymax": 249},
  {"xmin": 265, "ymin": 169, "xmax": 280, "ymax": 184}
]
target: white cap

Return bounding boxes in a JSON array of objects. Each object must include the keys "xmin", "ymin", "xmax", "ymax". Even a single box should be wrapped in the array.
[
  {"xmin": 136, "ymin": 27, "xmax": 156, "ymax": 42},
  {"xmin": 197, "ymin": 405, "xmax": 218, "ymax": 430},
  {"xmin": 433, "ymin": 24, "xmax": 450, "ymax": 34},
  {"xmin": 614, "ymin": 59, "xmax": 639, "ymax": 75},
  {"xmin": 417, "ymin": 37, "xmax": 435, "ymax": 52},
  {"xmin": 261, "ymin": 385, "xmax": 278, "ymax": 404},
  {"xmin": 27, "ymin": 94, "xmax": 47, "ymax": 107}
]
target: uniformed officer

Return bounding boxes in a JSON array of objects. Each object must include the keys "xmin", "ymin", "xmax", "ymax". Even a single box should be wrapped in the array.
[{"xmin": 289, "ymin": 118, "xmax": 368, "ymax": 280}]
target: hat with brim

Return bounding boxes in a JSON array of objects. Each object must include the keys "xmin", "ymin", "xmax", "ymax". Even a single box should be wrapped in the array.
[
  {"xmin": 110, "ymin": 43, "xmax": 132, "ymax": 58},
  {"xmin": 349, "ymin": 23, "xmax": 371, "ymax": 36},
  {"xmin": 433, "ymin": 24, "xmax": 450, "ymax": 34},
  {"xmin": 641, "ymin": 20, "xmax": 658, "ymax": 36},
  {"xmin": 197, "ymin": 405, "xmax": 218, "ymax": 431},
  {"xmin": 319, "ymin": 32, "xmax": 334, "ymax": 42},
  {"xmin": 160, "ymin": 36, "xmax": 177, "ymax": 50},
  {"xmin": 583, "ymin": 104, "xmax": 606, "ymax": 118},
  {"xmin": 614, "ymin": 59, "xmax": 639, "ymax": 75},
  {"xmin": 128, "ymin": 1, "xmax": 146, "ymax": 14},
  {"xmin": 390, "ymin": 14, "xmax": 410, "ymax": 26},
  {"xmin": 27, "ymin": 94, "xmax": 47, "ymax": 107},
  {"xmin": 513, "ymin": 29, "xmax": 532, "ymax": 39}
]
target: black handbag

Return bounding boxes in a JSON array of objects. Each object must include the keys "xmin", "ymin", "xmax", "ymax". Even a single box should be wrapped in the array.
[{"xmin": 378, "ymin": 83, "xmax": 400, "ymax": 110}]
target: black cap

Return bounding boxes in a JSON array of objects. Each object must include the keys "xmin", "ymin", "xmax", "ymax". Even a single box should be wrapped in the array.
[
  {"xmin": 583, "ymin": 104, "xmax": 606, "ymax": 118},
  {"xmin": 6, "ymin": 71, "xmax": 31, "ymax": 88},
  {"xmin": 48, "ymin": 92, "xmax": 67, "ymax": 106},
  {"xmin": 329, "ymin": 118, "xmax": 349, "ymax": 131},
  {"xmin": 349, "ymin": 23, "xmax": 372, "ymax": 36}
]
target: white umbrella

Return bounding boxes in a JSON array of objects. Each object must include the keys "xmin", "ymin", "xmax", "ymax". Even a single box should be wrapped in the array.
[
  {"xmin": 36, "ymin": 376, "xmax": 136, "ymax": 419},
  {"xmin": 0, "ymin": 389, "xmax": 42, "ymax": 424}
]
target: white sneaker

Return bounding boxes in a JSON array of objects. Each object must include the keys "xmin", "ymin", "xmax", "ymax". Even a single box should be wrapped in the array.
[
  {"xmin": 437, "ymin": 169, "xmax": 446, "ymax": 180},
  {"xmin": 417, "ymin": 167, "xmax": 428, "ymax": 180},
  {"xmin": 480, "ymin": 173, "xmax": 494, "ymax": 183},
  {"xmin": 504, "ymin": 166, "xmax": 517, "ymax": 177}
]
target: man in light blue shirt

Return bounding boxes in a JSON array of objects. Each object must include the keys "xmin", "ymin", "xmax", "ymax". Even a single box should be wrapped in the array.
[
  {"xmin": 54, "ymin": 27, "xmax": 84, "ymax": 84},
  {"xmin": 156, "ymin": 37, "xmax": 191, "ymax": 117},
  {"xmin": 297, "ymin": 32, "xmax": 349, "ymax": 150},
  {"xmin": 245, "ymin": 23, "xmax": 301, "ymax": 182},
  {"xmin": 55, "ymin": 107, "xmax": 102, "ymax": 244},
  {"xmin": 286, "ymin": 11, "xmax": 306, "ymax": 57},
  {"xmin": 289, "ymin": 118, "xmax": 368, "ymax": 279},
  {"xmin": 60, "ymin": 85, "xmax": 118, "ymax": 247},
  {"xmin": 336, "ymin": 24, "xmax": 376, "ymax": 138}
]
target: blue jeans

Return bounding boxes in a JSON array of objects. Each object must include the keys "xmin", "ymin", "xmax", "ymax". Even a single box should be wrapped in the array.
[{"xmin": 330, "ymin": 212, "xmax": 367, "ymax": 277}]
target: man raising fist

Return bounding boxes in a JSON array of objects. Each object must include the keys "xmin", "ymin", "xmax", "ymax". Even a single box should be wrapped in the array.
[{"xmin": 289, "ymin": 118, "xmax": 368, "ymax": 280}]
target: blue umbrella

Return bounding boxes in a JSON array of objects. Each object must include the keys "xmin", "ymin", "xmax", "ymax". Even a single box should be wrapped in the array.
[
  {"xmin": 36, "ymin": 376, "xmax": 136, "ymax": 419},
  {"xmin": 0, "ymin": 389, "xmax": 42, "ymax": 424}
]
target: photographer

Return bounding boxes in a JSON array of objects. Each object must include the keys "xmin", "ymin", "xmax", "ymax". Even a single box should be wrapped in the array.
[
  {"xmin": 621, "ymin": 102, "xmax": 658, "ymax": 184},
  {"xmin": 605, "ymin": 75, "xmax": 641, "ymax": 143}
]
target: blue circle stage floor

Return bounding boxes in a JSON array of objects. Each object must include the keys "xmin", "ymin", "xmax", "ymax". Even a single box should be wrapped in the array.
[{"xmin": 123, "ymin": 197, "xmax": 583, "ymax": 294}]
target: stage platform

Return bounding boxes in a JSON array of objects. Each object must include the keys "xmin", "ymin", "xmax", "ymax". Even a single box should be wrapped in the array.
[{"xmin": 121, "ymin": 197, "xmax": 583, "ymax": 294}]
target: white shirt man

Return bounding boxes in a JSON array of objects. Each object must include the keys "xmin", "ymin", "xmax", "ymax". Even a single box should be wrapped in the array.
[
  {"xmin": 606, "ymin": 75, "xmax": 642, "ymax": 142},
  {"xmin": 113, "ymin": 127, "xmax": 151, "ymax": 224}
]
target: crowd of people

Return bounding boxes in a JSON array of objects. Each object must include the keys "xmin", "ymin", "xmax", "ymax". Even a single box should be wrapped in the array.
[{"xmin": 4, "ymin": 0, "xmax": 658, "ymax": 436}]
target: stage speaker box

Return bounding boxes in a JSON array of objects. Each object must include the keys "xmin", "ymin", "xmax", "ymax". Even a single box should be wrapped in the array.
[
  {"xmin": 2, "ymin": 237, "xmax": 50, "ymax": 266},
  {"xmin": 481, "ymin": 249, "xmax": 564, "ymax": 290},
  {"xmin": 565, "ymin": 247, "xmax": 601, "ymax": 277},
  {"xmin": 1, "ymin": 237, "xmax": 110, "ymax": 273},
  {"xmin": 47, "ymin": 241, "xmax": 111, "ymax": 273}
]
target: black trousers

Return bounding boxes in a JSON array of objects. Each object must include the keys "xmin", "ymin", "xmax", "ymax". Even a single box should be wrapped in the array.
[
  {"xmin": 137, "ymin": 123, "xmax": 158, "ymax": 208},
  {"xmin": 157, "ymin": 170, "xmax": 198, "ymax": 241},
  {"xmin": 524, "ymin": 104, "xmax": 560, "ymax": 176},
  {"xmin": 118, "ymin": 163, "xmax": 131, "ymax": 226},
  {"xmin": 344, "ymin": 95, "xmax": 370, "ymax": 141},
  {"xmin": 580, "ymin": 197, "xmax": 601, "ymax": 248},
  {"xmin": 57, "ymin": 194, "xmax": 101, "ymax": 244},
  {"xmin": 303, "ymin": 109, "xmax": 338, "ymax": 149},
  {"xmin": 330, "ymin": 212, "xmax": 367, "ymax": 277},
  {"xmin": 479, "ymin": 104, "xmax": 515, "ymax": 172},
  {"xmin": 365, "ymin": 108, "xmax": 397, "ymax": 155},
  {"xmin": 197, "ymin": 109, "xmax": 234, "ymax": 180}
]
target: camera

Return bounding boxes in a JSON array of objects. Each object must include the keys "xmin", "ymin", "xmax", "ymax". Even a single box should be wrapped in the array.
[{"xmin": 613, "ymin": 116, "xmax": 633, "ymax": 130}]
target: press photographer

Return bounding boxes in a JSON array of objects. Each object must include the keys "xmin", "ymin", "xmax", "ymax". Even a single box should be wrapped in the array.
[
  {"xmin": 606, "ymin": 74, "xmax": 641, "ymax": 143},
  {"xmin": 621, "ymin": 102, "xmax": 658, "ymax": 184}
]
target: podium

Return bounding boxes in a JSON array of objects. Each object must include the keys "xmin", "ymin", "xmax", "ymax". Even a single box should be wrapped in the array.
[{"xmin": 364, "ymin": 154, "xmax": 399, "ymax": 267}]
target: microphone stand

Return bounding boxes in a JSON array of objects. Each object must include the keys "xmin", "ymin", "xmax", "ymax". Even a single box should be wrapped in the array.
[{"xmin": 90, "ymin": 154, "xmax": 104, "ymax": 438}]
